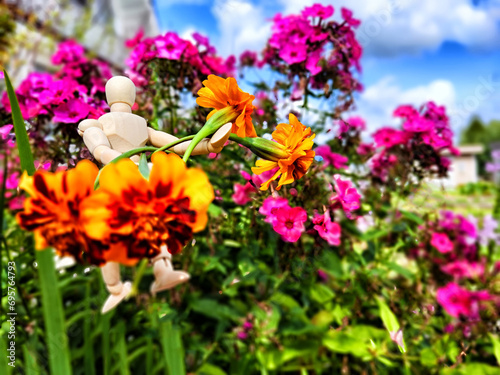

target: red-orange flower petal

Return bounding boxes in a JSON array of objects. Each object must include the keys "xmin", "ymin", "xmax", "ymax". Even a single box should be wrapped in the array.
[
  {"xmin": 16, "ymin": 160, "xmax": 102, "ymax": 262},
  {"xmin": 196, "ymin": 74, "xmax": 257, "ymax": 138},
  {"xmin": 81, "ymin": 152, "xmax": 214, "ymax": 265},
  {"xmin": 251, "ymin": 114, "xmax": 315, "ymax": 190}
]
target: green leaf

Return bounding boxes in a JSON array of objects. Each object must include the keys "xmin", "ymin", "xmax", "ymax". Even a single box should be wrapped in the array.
[
  {"xmin": 376, "ymin": 298, "xmax": 400, "ymax": 333},
  {"xmin": 197, "ymin": 363, "xmax": 227, "ymax": 375},
  {"xmin": 323, "ymin": 331, "xmax": 369, "ymax": 358},
  {"xmin": 3, "ymin": 70, "xmax": 35, "ymax": 176},
  {"xmin": 190, "ymin": 298, "xmax": 240, "ymax": 321},
  {"xmin": 35, "ymin": 249, "xmax": 72, "ymax": 374},
  {"xmin": 159, "ymin": 319, "xmax": 186, "ymax": 375},
  {"xmin": 138, "ymin": 153, "xmax": 150, "ymax": 179},
  {"xmin": 376, "ymin": 297, "xmax": 405, "ymax": 352},
  {"xmin": 489, "ymin": 333, "xmax": 500, "ymax": 365},
  {"xmin": 310, "ymin": 283, "xmax": 335, "ymax": 304},
  {"xmin": 114, "ymin": 320, "xmax": 131, "ymax": 375},
  {"xmin": 0, "ymin": 335, "xmax": 12, "ymax": 375},
  {"xmin": 256, "ymin": 349, "xmax": 283, "ymax": 370},
  {"xmin": 400, "ymin": 209, "xmax": 424, "ymax": 224}
]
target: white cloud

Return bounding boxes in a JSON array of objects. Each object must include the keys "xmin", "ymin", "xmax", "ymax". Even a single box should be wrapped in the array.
[
  {"xmin": 352, "ymin": 76, "xmax": 457, "ymax": 132},
  {"xmin": 279, "ymin": 0, "xmax": 500, "ymax": 56},
  {"xmin": 211, "ymin": 0, "xmax": 271, "ymax": 56}
]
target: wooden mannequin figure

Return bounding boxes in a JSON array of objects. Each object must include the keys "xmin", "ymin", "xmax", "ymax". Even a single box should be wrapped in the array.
[{"xmin": 78, "ymin": 76, "xmax": 231, "ymax": 313}]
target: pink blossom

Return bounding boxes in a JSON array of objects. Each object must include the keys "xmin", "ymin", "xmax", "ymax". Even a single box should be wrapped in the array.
[
  {"xmin": 430, "ymin": 232, "xmax": 454, "ymax": 253},
  {"xmin": 317, "ymin": 269, "xmax": 329, "ymax": 282},
  {"xmin": 259, "ymin": 196, "xmax": 290, "ymax": 225},
  {"xmin": 0, "ymin": 124, "xmax": 13, "ymax": 140},
  {"xmin": 315, "ymin": 146, "xmax": 348, "ymax": 169},
  {"xmin": 239, "ymin": 50, "xmax": 258, "ymax": 67},
  {"xmin": 305, "ymin": 50, "xmax": 322, "ymax": 75},
  {"xmin": 331, "ymin": 175, "xmax": 361, "ymax": 219},
  {"xmin": 393, "ymin": 105, "xmax": 419, "ymax": 119},
  {"xmin": 5, "ymin": 172, "xmax": 19, "ymax": 189},
  {"xmin": 51, "ymin": 40, "xmax": 86, "ymax": 65},
  {"xmin": 341, "ymin": 8, "xmax": 361, "ymax": 27},
  {"xmin": 302, "ymin": 4, "xmax": 334, "ymax": 19},
  {"xmin": 125, "ymin": 28, "xmax": 144, "ymax": 48},
  {"xmin": 273, "ymin": 206, "xmax": 308, "ymax": 242},
  {"xmin": 243, "ymin": 321, "xmax": 253, "ymax": 331},
  {"xmin": 279, "ymin": 44, "xmax": 308, "ymax": 65},
  {"xmin": 232, "ymin": 182, "xmax": 256, "ymax": 205},
  {"xmin": 373, "ymin": 128, "xmax": 409, "ymax": 148},
  {"xmin": 313, "ymin": 211, "xmax": 341, "ymax": 245},
  {"xmin": 237, "ymin": 332, "xmax": 248, "ymax": 340},
  {"xmin": 155, "ymin": 32, "xmax": 186, "ymax": 60},
  {"xmin": 441, "ymin": 260, "xmax": 484, "ymax": 279},
  {"xmin": 437, "ymin": 282, "xmax": 491, "ymax": 319},
  {"xmin": 357, "ymin": 143, "xmax": 374, "ymax": 155},
  {"xmin": 338, "ymin": 116, "xmax": 366, "ymax": 136},
  {"xmin": 52, "ymin": 99, "xmax": 90, "ymax": 123},
  {"xmin": 389, "ymin": 329, "xmax": 405, "ymax": 349}
]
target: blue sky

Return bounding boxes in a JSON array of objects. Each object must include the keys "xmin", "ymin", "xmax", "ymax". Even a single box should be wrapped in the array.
[{"xmin": 153, "ymin": 0, "xmax": 500, "ymax": 135}]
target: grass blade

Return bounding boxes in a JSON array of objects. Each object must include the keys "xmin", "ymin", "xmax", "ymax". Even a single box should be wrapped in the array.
[
  {"xmin": 3, "ymin": 70, "xmax": 35, "ymax": 176},
  {"xmin": 158, "ymin": 317, "xmax": 186, "ymax": 375},
  {"xmin": 84, "ymin": 283, "xmax": 96, "ymax": 375},
  {"xmin": 5, "ymin": 69, "xmax": 72, "ymax": 374},
  {"xmin": 114, "ymin": 320, "xmax": 131, "ymax": 375}
]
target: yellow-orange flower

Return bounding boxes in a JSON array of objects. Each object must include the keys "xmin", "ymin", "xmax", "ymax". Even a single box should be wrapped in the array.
[
  {"xmin": 16, "ymin": 160, "xmax": 102, "ymax": 262},
  {"xmin": 81, "ymin": 152, "xmax": 214, "ymax": 266},
  {"xmin": 196, "ymin": 74, "xmax": 257, "ymax": 138},
  {"xmin": 251, "ymin": 114, "xmax": 315, "ymax": 190}
]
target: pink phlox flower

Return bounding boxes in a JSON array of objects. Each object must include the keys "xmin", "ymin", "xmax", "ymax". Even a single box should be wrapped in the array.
[
  {"xmin": 232, "ymin": 182, "xmax": 256, "ymax": 205},
  {"xmin": 430, "ymin": 232, "xmax": 454, "ymax": 254},
  {"xmin": 155, "ymin": 32, "xmax": 186, "ymax": 60},
  {"xmin": 279, "ymin": 44, "xmax": 308, "ymax": 65},
  {"xmin": 273, "ymin": 206, "xmax": 308, "ymax": 242},
  {"xmin": 315, "ymin": 145, "xmax": 348, "ymax": 169},
  {"xmin": 305, "ymin": 50, "xmax": 323, "ymax": 75},
  {"xmin": 478, "ymin": 214, "xmax": 500, "ymax": 246},
  {"xmin": 52, "ymin": 98, "xmax": 91, "ymax": 123},
  {"xmin": 357, "ymin": 143, "xmax": 374, "ymax": 156},
  {"xmin": 441, "ymin": 260, "xmax": 484, "ymax": 279},
  {"xmin": 341, "ymin": 7, "xmax": 361, "ymax": 27},
  {"xmin": 0, "ymin": 124, "xmax": 13, "ymax": 140},
  {"xmin": 331, "ymin": 174, "xmax": 361, "ymax": 219},
  {"xmin": 313, "ymin": 211, "xmax": 341, "ymax": 246},
  {"xmin": 437, "ymin": 282, "xmax": 491, "ymax": 319},
  {"xmin": 389, "ymin": 329, "xmax": 405, "ymax": 350},
  {"xmin": 302, "ymin": 4, "xmax": 334, "ymax": 19},
  {"xmin": 259, "ymin": 196, "xmax": 290, "ymax": 225},
  {"xmin": 373, "ymin": 127, "xmax": 409, "ymax": 148},
  {"xmin": 393, "ymin": 105, "xmax": 419, "ymax": 119},
  {"xmin": 51, "ymin": 40, "xmax": 86, "ymax": 65},
  {"xmin": 125, "ymin": 28, "xmax": 144, "ymax": 48}
]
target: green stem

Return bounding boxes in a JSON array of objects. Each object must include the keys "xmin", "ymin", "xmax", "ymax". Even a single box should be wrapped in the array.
[
  {"xmin": 130, "ymin": 258, "xmax": 149, "ymax": 296},
  {"xmin": 153, "ymin": 135, "xmax": 196, "ymax": 154},
  {"xmin": 182, "ymin": 106, "xmax": 237, "ymax": 162},
  {"xmin": 93, "ymin": 135, "xmax": 197, "ymax": 189}
]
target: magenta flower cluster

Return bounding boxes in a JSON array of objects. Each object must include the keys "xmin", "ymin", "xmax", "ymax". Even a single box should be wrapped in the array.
[
  {"xmin": 125, "ymin": 30, "xmax": 235, "ymax": 87},
  {"xmin": 1, "ymin": 40, "xmax": 111, "ymax": 123},
  {"xmin": 370, "ymin": 102, "xmax": 457, "ymax": 181},
  {"xmin": 256, "ymin": 3, "xmax": 362, "ymax": 95},
  {"xmin": 412, "ymin": 211, "xmax": 499, "ymax": 322}
]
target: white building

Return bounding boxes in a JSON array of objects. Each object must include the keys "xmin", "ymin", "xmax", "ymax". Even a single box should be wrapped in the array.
[
  {"xmin": 436, "ymin": 144, "xmax": 484, "ymax": 188},
  {"xmin": 5, "ymin": 0, "xmax": 159, "ymax": 82}
]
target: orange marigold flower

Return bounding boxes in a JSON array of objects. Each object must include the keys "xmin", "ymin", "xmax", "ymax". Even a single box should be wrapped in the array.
[
  {"xmin": 16, "ymin": 160, "xmax": 102, "ymax": 262},
  {"xmin": 251, "ymin": 114, "xmax": 315, "ymax": 190},
  {"xmin": 81, "ymin": 152, "xmax": 214, "ymax": 266},
  {"xmin": 196, "ymin": 74, "xmax": 257, "ymax": 138}
]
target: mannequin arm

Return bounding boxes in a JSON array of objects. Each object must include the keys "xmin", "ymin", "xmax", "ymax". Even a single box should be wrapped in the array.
[{"xmin": 147, "ymin": 123, "xmax": 232, "ymax": 155}]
